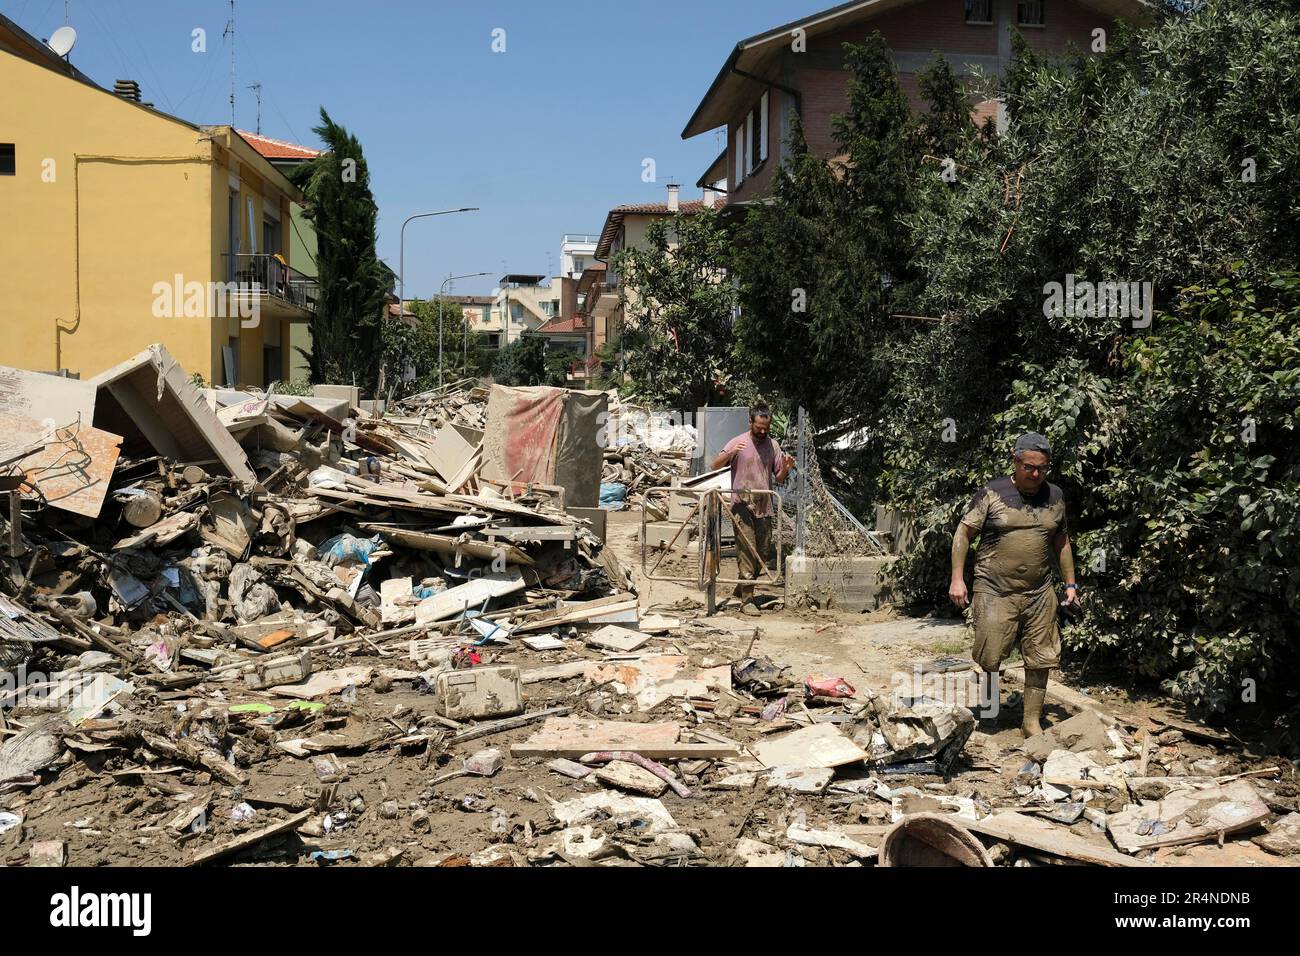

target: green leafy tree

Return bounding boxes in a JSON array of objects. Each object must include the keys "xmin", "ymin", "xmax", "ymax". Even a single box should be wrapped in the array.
[
  {"xmin": 290, "ymin": 109, "xmax": 391, "ymax": 391},
  {"xmin": 880, "ymin": 0, "xmax": 1300, "ymax": 711},
  {"xmin": 731, "ymin": 33, "xmax": 922, "ymax": 503},
  {"xmin": 378, "ymin": 299, "xmax": 476, "ymax": 399},
  {"xmin": 492, "ymin": 336, "xmax": 548, "ymax": 386},
  {"xmin": 612, "ymin": 208, "xmax": 750, "ymax": 410}
]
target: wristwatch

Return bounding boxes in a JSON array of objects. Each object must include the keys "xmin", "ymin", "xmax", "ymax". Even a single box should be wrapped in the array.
[{"xmin": 1064, "ymin": 583, "xmax": 1078, "ymax": 591}]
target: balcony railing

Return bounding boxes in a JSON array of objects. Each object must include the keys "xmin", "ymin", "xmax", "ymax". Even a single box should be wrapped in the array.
[{"xmin": 223, "ymin": 253, "xmax": 318, "ymax": 312}]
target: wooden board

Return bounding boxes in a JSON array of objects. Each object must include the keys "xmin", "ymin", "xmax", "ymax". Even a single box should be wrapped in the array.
[
  {"xmin": 752, "ymin": 722, "xmax": 868, "ymax": 770},
  {"xmin": 113, "ymin": 510, "xmax": 199, "ymax": 549},
  {"xmin": 413, "ymin": 569, "xmax": 526, "ymax": 624},
  {"xmin": 18, "ymin": 424, "xmax": 122, "ymax": 518},
  {"xmin": 189, "ymin": 810, "xmax": 312, "ymax": 866},
  {"xmin": 586, "ymin": 624, "xmax": 651, "ymax": 653},
  {"xmin": 510, "ymin": 716, "xmax": 740, "ymax": 759},
  {"xmin": 964, "ymin": 811, "xmax": 1150, "ymax": 867},
  {"xmin": 513, "ymin": 594, "xmax": 639, "ymax": 633},
  {"xmin": 1106, "ymin": 779, "xmax": 1269, "ymax": 853},
  {"xmin": 269, "ymin": 665, "xmax": 374, "ymax": 699},
  {"xmin": 595, "ymin": 760, "xmax": 669, "ymax": 796},
  {"xmin": 363, "ymin": 525, "xmax": 533, "ymax": 566}
]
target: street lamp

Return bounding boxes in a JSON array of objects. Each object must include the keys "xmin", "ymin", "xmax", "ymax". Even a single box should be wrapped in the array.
[
  {"xmin": 398, "ymin": 207, "xmax": 479, "ymax": 317},
  {"xmin": 438, "ymin": 271, "xmax": 493, "ymax": 387}
]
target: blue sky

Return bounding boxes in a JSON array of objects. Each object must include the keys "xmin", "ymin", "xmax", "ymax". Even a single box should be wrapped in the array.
[{"xmin": 5, "ymin": 0, "xmax": 809, "ymax": 296}]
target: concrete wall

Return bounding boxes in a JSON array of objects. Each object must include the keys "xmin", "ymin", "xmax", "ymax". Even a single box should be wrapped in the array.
[
  {"xmin": 0, "ymin": 50, "xmax": 299, "ymax": 386},
  {"xmin": 1, "ymin": 51, "xmax": 214, "ymax": 378}
]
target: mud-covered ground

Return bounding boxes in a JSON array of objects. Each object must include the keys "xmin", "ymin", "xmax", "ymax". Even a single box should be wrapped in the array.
[{"xmin": 3, "ymin": 509, "xmax": 1295, "ymax": 867}]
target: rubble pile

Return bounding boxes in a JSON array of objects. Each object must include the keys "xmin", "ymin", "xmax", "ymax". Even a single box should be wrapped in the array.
[
  {"xmin": 599, "ymin": 400, "xmax": 696, "ymax": 510},
  {"xmin": 0, "ymin": 348, "xmax": 1293, "ymax": 868}
]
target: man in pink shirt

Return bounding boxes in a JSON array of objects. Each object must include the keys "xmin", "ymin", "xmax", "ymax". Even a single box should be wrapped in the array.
[{"xmin": 710, "ymin": 402, "xmax": 795, "ymax": 615}]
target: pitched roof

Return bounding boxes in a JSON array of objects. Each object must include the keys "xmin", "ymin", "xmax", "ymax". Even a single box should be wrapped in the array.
[
  {"xmin": 236, "ymin": 130, "xmax": 322, "ymax": 160},
  {"xmin": 681, "ymin": 0, "xmax": 1154, "ymax": 139},
  {"xmin": 595, "ymin": 200, "xmax": 709, "ymax": 259},
  {"xmin": 536, "ymin": 316, "xmax": 589, "ymax": 334}
]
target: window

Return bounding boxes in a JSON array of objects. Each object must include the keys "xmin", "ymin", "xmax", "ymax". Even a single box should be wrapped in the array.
[
  {"xmin": 745, "ymin": 111, "xmax": 755, "ymax": 176},
  {"xmin": 743, "ymin": 93, "xmax": 769, "ymax": 178},
  {"xmin": 1017, "ymin": 0, "xmax": 1045, "ymax": 26},
  {"xmin": 0, "ymin": 144, "xmax": 14, "ymax": 176},
  {"xmin": 734, "ymin": 126, "xmax": 745, "ymax": 185},
  {"xmin": 965, "ymin": 0, "xmax": 993, "ymax": 23}
]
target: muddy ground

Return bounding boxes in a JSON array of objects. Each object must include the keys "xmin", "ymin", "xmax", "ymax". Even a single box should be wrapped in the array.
[{"xmin": 2, "ymin": 509, "xmax": 1295, "ymax": 867}]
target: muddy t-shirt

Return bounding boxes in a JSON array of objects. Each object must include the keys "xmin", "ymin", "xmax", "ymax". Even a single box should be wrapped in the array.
[
  {"xmin": 960, "ymin": 476, "xmax": 1068, "ymax": 596},
  {"xmin": 724, "ymin": 431, "xmax": 782, "ymax": 517}
]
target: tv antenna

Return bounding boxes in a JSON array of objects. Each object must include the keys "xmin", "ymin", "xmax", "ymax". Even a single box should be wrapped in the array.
[
  {"xmin": 247, "ymin": 82, "xmax": 262, "ymax": 134},
  {"xmin": 223, "ymin": 1, "xmax": 236, "ymax": 126}
]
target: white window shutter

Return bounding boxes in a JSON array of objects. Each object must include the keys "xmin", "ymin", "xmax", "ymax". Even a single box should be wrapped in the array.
[
  {"xmin": 760, "ymin": 91, "xmax": 769, "ymax": 163},
  {"xmin": 735, "ymin": 126, "xmax": 745, "ymax": 184},
  {"xmin": 747, "ymin": 112, "xmax": 756, "ymax": 174}
]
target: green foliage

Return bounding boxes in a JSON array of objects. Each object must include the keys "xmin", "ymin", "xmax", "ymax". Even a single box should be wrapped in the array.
[
  {"xmin": 290, "ymin": 109, "xmax": 391, "ymax": 392},
  {"xmin": 492, "ymin": 336, "xmax": 548, "ymax": 386},
  {"xmin": 379, "ymin": 299, "xmax": 476, "ymax": 399},
  {"xmin": 726, "ymin": 0, "xmax": 1300, "ymax": 711},
  {"xmin": 1073, "ymin": 275, "xmax": 1300, "ymax": 712},
  {"xmin": 544, "ymin": 348, "xmax": 577, "ymax": 388},
  {"xmin": 273, "ymin": 376, "xmax": 314, "ymax": 396},
  {"xmin": 612, "ymin": 208, "xmax": 751, "ymax": 410}
]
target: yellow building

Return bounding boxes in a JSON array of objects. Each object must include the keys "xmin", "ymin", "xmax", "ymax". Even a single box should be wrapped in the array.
[{"xmin": 0, "ymin": 15, "xmax": 315, "ymax": 387}]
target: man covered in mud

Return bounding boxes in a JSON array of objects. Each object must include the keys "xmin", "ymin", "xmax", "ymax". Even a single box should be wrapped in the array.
[
  {"xmin": 711, "ymin": 402, "xmax": 795, "ymax": 616},
  {"xmin": 948, "ymin": 432, "xmax": 1079, "ymax": 736}
]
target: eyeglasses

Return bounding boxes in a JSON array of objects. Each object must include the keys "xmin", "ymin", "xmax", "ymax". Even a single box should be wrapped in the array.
[{"xmin": 1017, "ymin": 462, "xmax": 1051, "ymax": 475}]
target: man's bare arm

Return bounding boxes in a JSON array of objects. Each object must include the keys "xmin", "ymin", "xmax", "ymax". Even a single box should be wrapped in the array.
[
  {"xmin": 1054, "ymin": 531, "xmax": 1078, "ymax": 602},
  {"xmin": 949, "ymin": 523, "xmax": 974, "ymax": 608}
]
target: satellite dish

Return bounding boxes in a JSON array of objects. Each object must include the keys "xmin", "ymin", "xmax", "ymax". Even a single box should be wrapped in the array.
[{"xmin": 47, "ymin": 25, "xmax": 77, "ymax": 57}]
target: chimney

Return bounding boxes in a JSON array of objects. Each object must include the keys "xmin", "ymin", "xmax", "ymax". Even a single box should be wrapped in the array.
[
  {"xmin": 666, "ymin": 183, "xmax": 680, "ymax": 212},
  {"xmin": 702, "ymin": 187, "xmax": 717, "ymax": 209},
  {"xmin": 114, "ymin": 79, "xmax": 142, "ymax": 102}
]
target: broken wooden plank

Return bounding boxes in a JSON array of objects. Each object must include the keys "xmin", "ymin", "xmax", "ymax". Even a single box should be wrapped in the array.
[
  {"xmin": 751, "ymin": 723, "xmax": 868, "ymax": 770},
  {"xmin": 510, "ymin": 715, "xmax": 737, "ymax": 759},
  {"xmin": 414, "ymin": 569, "xmax": 526, "ymax": 624},
  {"xmin": 189, "ymin": 810, "xmax": 313, "ymax": 866},
  {"xmin": 586, "ymin": 624, "xmax": 651, "ymax": 653},
  {"xmin": 1106, "ymin": 779, "xmax": 1269, "ymax": 853},
  {"xmin": 513, "ymin": 594, "xmax": 639, "ymax": 634},
  {"xmin": 362, "ymin": 525, "xmax": 534, "ymax": 566},
  {"xmin": 448, "ymin": 706, "xmax": 570, "ymax": 746},
  {"xmin": 964, "ymin": 811, "xmax": 1150, "ymax": 867}
]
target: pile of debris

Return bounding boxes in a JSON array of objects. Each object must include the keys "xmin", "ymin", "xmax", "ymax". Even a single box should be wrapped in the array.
[
  {"xmin": 1, "ymin": 348, "xmax": 1293, "ymax": 868},
  {"xmin": 599, "ymin": 400, "xmax": 696, "ymax": 509}
]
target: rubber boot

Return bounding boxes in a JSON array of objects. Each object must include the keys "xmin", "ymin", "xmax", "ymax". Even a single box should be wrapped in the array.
[
  {"xmin": 1021, "ymin": 668, "xmax": 1049, "ymax": 738},
  {"xmin": 975, "ymin": 670, "xmax": 1000, "ymax": 731}
]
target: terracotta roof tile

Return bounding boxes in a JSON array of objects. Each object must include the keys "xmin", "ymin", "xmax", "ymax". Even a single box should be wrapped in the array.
[{"xmin": 237, "ymin": 130, "xmax": 322, "ymax": 160}]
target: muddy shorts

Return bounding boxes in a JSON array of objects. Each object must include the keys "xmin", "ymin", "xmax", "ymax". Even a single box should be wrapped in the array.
[{"xmin": 971, "ymin": 587, "xmax": 1059, "ymax": 671}]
